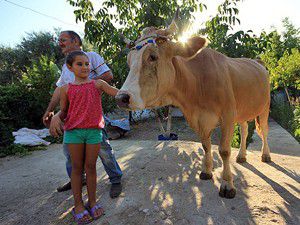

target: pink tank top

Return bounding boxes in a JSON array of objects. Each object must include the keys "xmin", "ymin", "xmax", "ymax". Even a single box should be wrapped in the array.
[{"xmin": 64, "ymin": 80, "xmax": 104, "ymax": 130}]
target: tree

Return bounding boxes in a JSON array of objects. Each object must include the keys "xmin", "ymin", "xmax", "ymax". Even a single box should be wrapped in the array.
[
  {"xmin": 0, "ymin": 31, "xmax": 63, "ymax": 85},
  {"xmin": 259, "ymin": 19, "xmax": 300, "ymax": 91}
]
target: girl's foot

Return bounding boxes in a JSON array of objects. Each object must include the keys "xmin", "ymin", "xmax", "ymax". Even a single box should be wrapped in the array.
[
  {"xmin": 72, "ymin": 205, "xmax": 92, "ymax": 224},
  {"xmin": 86, "ymin": 202, "xmax": 104, "ymax": 220}
]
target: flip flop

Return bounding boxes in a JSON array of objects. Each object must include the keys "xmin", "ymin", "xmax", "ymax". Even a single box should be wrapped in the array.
[
  {"xmin": 71, "ymin": 208, "xmax": 92, "ymax": 225},
  {"xmin": 86, "ymin": 203, "xmax": 104, "ymax": 220}
]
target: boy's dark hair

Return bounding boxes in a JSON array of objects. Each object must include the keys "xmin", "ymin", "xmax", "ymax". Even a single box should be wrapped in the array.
[
  {"xmin": 62, "ymin": 30, "xmax": 82, "ymax": 46},
  {"xmin": 66, "ymin": 51, "xmax": 88, "ymax": 66}
]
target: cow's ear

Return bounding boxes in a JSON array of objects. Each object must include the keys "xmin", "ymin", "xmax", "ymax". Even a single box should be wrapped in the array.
[{"xmin": 173, "ymin": 36, "xmax": 208, "ymax": 58}]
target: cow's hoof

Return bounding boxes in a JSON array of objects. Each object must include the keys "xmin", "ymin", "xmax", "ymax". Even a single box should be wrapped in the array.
[
  {"xmin": 236, "ymin": 156, "xmax": 246, "ymax": 163},
  {"xmin": 261, "ymin": 155, "xmax": 271, "ymax": 163},
  {"xmin": 200, "ymin": 172, "xmax": 213, "ymax": 180},
  {"xmin": 219, "ymin": 185, "xmax": 236, "ymax": 199}
]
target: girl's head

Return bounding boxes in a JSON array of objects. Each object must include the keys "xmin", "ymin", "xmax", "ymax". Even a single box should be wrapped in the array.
[{"xmin": 66, "ymin": 51, "xmax": 90, "ymax": 79}]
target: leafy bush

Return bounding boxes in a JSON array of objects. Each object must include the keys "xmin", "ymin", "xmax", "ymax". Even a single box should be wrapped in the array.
[
  {"xmin": 294, "ymin": 106, "xmax": 300, "ymax": 139},
  {"xmin": 272, "ymin": 49, "xmax": 300, "ymax": 90},
  {"xmin": 0, "ymin": 56, "xmax": 60, "ymax": 155},
  {"xmin": 270, "ymin": 100, "xmax": 300, "ymax": 142},
  {"xmin": 231, "ymin": 121, "xmax": 255, "ymax": 148}
]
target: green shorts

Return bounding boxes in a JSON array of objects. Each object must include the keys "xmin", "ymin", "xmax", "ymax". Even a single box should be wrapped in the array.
[{"xmin": 63, "ymin": 129, "xmax": 103, "ymax": 144}]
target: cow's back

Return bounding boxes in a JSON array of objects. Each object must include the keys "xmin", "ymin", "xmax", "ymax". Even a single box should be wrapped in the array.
[{"xmin": 185, "ymin": 48, "xmax": 270, "ymax": 122}]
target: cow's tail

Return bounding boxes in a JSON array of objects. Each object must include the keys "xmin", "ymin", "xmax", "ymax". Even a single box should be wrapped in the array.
[{"xmin": 255, "ymin": 116, "xmax": 263, "ymax": 138}]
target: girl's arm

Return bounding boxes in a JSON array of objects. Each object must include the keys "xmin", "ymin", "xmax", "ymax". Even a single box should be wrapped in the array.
[
  {"xmin": 59, "ymin": 85, "xmax": 69, "ymax": 121},
  {"xmin": 95, "ymin": 79, "xmax": 119, "ymax": 97}
]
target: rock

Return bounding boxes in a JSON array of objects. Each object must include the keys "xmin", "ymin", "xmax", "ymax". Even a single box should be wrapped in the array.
[{"xmin": 162, "ymin": 219, "xmax": 173, "ymax": 225}]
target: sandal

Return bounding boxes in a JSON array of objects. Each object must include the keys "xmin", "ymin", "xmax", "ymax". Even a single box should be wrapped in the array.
[
  {"xmin": 71, "ymin": 208, "xmax": 92, "ymax": 224},
  {"xmin": 86, "ymin": 203, "xmax": 104, "ymax": 220}
]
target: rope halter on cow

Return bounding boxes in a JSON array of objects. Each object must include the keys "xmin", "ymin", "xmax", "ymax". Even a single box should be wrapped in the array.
[
  {"xmin": 131, "ymin": 37, "xmax": 156, "ymax": 51},
  {"xmin": 129, "ymin": 34, "xmax": 171, "ymax": 51}
]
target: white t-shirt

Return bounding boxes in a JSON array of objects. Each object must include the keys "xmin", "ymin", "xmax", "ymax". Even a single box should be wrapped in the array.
[{"xmin": 56, "ymin": 51, "xmax": 111, "ymax": 87}]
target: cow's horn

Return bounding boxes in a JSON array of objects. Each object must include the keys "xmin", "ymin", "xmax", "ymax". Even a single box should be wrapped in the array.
[
  {"xmin": 166, "ymin": 8, "xmax": 179, "ymax": 35},
  {"xmin": 120, "ymin": 34, "xmax": 132, "ymax": 45},
  {"xmin": 124, "ymin": 37, "xmax": 133, "ymax": 45}
]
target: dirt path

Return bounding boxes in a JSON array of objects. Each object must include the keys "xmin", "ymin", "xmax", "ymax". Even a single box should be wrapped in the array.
[{"xmin": 0, "ymin": 118, "xmax": 299, "ymax": 225}]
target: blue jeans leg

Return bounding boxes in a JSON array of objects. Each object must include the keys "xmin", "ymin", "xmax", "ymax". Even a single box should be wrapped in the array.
[
  {"xmin": 98, "ymin": 129, "xmax": 123, "ymax": 184},
  {"xmin": 63, "ymin": 144, "xmax": 72, "ymax": 178}
]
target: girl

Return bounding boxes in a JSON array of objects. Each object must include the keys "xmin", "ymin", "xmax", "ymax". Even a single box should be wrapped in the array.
[{"xmin": 59, "ymin": 51, "xmax": 119, "ymax": 224}]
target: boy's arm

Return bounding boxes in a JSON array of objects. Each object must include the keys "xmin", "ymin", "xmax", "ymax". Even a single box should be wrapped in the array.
[
  {"xmin": 95, "ymin": 80, "xmax": 119, "ymax": 97},
  {"xmin": 59, "ymin": 85, "xmax": 69, "ymax": 121}
]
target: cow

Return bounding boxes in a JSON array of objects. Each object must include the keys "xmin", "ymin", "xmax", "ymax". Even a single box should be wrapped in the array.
[{"xmin": 116, "ymin": 20, "xmax": 271, "ymax": 199}]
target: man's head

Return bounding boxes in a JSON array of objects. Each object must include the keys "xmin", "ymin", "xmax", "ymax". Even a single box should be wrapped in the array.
[{"xmin": 58, "ymin": 31, "xmax": 82, "ymax": 55}]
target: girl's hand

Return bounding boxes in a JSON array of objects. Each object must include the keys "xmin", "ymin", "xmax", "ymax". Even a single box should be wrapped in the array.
[{"xmin": 50, "ymin": 114, "xmax": 64, "ymax": 137}]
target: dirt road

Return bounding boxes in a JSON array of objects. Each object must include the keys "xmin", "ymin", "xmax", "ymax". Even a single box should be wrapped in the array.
[{"xmin": 0, "ymin": 118, "xmax": 299, "ymax": 225}]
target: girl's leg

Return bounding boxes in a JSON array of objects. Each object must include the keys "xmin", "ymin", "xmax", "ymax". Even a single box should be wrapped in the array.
[
  {"xmin": 68, "ymin": 144, "xmax": 91, "ymax": 222},
  {"xmin": 85, "ymin": 144, "xmax": 104, "ymax": 217}
]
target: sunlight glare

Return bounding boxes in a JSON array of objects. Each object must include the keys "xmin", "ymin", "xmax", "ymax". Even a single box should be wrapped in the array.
[{"xmin": 178, "ymin": 13, "xmax": 204, "ymax": 43}]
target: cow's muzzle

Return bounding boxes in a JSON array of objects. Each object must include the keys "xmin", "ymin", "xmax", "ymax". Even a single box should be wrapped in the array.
[{"xmin": 115, "ymin": 93, "xmax": 130, "ymax": 109}]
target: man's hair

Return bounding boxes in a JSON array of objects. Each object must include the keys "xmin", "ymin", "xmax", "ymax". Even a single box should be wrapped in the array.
[
  {"xmin": 66, "ymin": 50, "xmax": 88, "ymax": 66},
  {"xmin": 61, "ymin": 30, "xmax": 82, "ymax": 46}
]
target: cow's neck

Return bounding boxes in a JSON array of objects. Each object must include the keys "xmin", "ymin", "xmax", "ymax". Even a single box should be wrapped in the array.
[{"xmin": 168, "ymin": 56, "xmax": 206, "ymax": 121}]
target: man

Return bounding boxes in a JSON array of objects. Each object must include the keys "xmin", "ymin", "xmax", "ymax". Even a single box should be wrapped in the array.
[{"xmin": 43, "ymin": 30, "xmax": 122, "ymax": 198}]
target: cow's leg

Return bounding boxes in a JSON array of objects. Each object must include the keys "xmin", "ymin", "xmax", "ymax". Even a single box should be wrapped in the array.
[
  {"xmin": 236, "ymin": 122, "xmax": 248, "ymax": 163},
  {"xmin": 255, "ymin": 108, "xmax": 271, "ymax": 162},
  {"xmin": 200, "ymin": 134, "xmax": 213, "ymax": 180},
  {"xmin": 219, "ymin": 116, "xmax": 236, "ymax": 199}
]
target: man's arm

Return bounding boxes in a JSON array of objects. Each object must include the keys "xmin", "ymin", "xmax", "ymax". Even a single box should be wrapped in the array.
[
  {"xmin": 42, "ymin": 87, "xmax": 61, "ymax": 127},
  {"xmin": 94, "ymin": 69, "xmax": 113, "ymax": 83},
  {"xmin": 59, "ymin": 85, "xmax": 68, "ymax": 121},
  {"xmin": 89, "ymin": 52, "xmax": 113, "ymax": 83}
]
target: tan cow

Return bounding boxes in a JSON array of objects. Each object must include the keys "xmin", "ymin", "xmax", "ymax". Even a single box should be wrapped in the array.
[{"xmin": 116, "ymin": 22, "xmax": 271, "ymax": 199}]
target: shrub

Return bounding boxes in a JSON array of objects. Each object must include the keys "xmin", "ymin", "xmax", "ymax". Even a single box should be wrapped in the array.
[
  {"xmin": 270, "ymin": 100, "xmax": 300, "ymax": 142},
  {"xmin": 231, "ymin": 121, "xmax": 256, "ymax": 148},
  {"xmin": 0, "ymin": 56, "xmax": 60, "ymax": 155}
]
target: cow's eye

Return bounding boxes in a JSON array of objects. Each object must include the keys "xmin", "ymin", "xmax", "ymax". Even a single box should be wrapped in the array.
[{"xmin": 149, "ymin": 54, "xmax": 158, "ymax": 62}]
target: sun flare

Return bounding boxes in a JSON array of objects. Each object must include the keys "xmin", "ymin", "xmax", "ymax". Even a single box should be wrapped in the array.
[{"xmin": 177, "ymin": 13, "xmax": 205, "ymax": 43}]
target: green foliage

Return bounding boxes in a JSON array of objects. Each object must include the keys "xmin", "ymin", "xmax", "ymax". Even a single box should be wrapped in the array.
[
  {"xmin": 0, "ymin": 31, "xmax": 63, "ymax": 86},
  {"xmin": 0, "ymin": 46, "xmax": 21, "ymax": 84},
  {"xmin": 231, "ymin": 121, "xmax": 255, "ymax": 148},
  {"xmin": 0, "ymin": 144, "xmax": 29, "ymax": 158},
  {"xmin": 272, "ymin": 49, "xmax": 300, "ymax": 90},
  {"xmin": 0, "ymin": 144, "xmax": 47, "ymax": 158},
  {"xmin": 0, "ymin": 31, "xmax": 64, "ymax": 155},
  {"xmin": 260, "ymin": 18, "xmax": 300, "ymax": 91},
  {"xmin": 293, "ymin": 106, "xmax": 300, "ymax": 139},
  {"xmin": 270, "ymin": 100, "xmax": 299, "ymax": 142},
  {"xmin": 0, "ymin": 56, "xmax": 60, "ymax": 154},
  {"xmin": 0, "ymin": 83, "xmax": 35, "ymax": 147}
]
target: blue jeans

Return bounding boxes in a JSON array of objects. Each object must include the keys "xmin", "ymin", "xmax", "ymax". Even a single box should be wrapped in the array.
[{"xmin": 63, "ymin": 129, "xmax": 122, "ymax": 184}]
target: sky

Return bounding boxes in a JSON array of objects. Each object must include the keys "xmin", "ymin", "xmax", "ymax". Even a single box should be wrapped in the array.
[{"xmin": 0, "ymin": 0, "xmax": 299, "ymax": 47}]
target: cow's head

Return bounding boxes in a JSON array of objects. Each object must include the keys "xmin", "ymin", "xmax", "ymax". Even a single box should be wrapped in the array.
[{"xmin": 116, "ymin": 19, "xmax": 207, "ymax": 110}]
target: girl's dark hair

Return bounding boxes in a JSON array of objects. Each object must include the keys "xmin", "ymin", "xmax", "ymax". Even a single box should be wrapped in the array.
[
  {"xmin": 61, "ymin": 30, "xmax": 82, "ymax": 46},
  {"xmin": 66, "ymin": 51, "xmax": 88, "ymax": 66}
]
